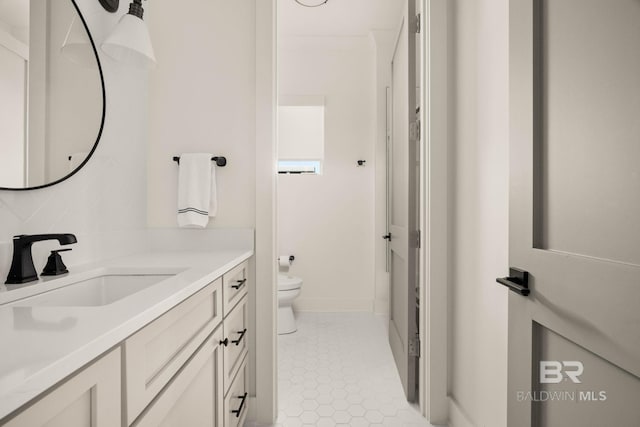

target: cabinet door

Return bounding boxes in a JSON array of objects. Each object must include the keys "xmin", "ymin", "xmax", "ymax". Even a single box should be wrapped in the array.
[
  {"xmin": 222, "ymin": 295, "xmax": 248, "ymax": 394},
  {"xmin": 125, "ymin": 278, "xmax": 223, "ymax": 424},
  {"xmin": 2, "ymin": 348, "xmax": 121, "ymax": 427},
  {"xmin": 133, "ymin": 327, "xmax": 225, "ymax": 427},
  {"xmin": 224, "ymin": 356, "xmax": 248, "ymax": 427}
]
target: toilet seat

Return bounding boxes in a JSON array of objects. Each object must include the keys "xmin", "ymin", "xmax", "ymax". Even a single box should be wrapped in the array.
[{"xmin": 278, "ymin": 274, "xmax": 302, "ymax": 291}]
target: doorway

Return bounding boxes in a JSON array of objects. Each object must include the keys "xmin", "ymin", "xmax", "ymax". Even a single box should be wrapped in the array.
[
  {"xmin": 274, "ymin": 0, "xmax": 424, "ymax": 423},
  {"xmin": 254, "ymin": 0, "xmax": 450, "ymax": 424}
]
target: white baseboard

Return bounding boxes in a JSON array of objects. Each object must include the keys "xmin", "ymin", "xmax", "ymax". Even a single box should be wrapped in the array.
[
  {"xmin": 448, "ymin": 397, "xmax": 474, "ymax": 427},
  {"xmin": 293, "ymin": 298, "xmax": 373, "ymax": 312}
]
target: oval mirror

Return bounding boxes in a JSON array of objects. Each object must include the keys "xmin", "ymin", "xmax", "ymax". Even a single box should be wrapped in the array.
[{"xmin": 0, "ymin": 0, "xmax": 105, "ymax": 190}]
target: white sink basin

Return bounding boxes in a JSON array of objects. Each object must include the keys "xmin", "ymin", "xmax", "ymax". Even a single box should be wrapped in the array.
[{"xmin": 12, "ymin": 274, "xmax": 175, "ymax": 307}]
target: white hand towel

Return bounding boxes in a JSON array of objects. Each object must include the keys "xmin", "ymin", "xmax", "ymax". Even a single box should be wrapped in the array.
[
  {"xmin": 209, "ymin": 163, "xmax": 218, "ymax": 218},
  {"xmin": 178, "ymin": 153, "xmax": 214, "ymax": 228}
]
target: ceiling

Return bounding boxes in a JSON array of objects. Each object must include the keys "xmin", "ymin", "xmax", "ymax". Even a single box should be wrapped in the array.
[{"xmin": 278, "ymin": 0, "xmax": 404, "ymax": 37}]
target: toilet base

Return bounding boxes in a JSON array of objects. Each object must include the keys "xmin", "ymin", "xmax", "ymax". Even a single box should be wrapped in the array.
[{"xmin": 278, "ymin": 305, "xmax": 297, "ymax": 335}]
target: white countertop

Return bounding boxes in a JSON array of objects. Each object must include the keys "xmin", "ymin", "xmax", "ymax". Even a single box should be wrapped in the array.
[{"xmin": 0, "ymin": 249, "xmax": 253, "ymax": 421}]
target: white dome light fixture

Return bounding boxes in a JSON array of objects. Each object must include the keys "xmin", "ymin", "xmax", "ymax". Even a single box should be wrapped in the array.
[
  {"xmin": 294, "ymin": 0, "xmax": 329, "ymax": 8},
  {"xmin": 102, "ymin": 0, "xmax": 156, "ymax": 69}
]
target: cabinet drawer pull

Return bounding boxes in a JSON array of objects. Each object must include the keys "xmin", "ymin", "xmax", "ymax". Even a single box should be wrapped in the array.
[
  {"xmin": 220, "ymin": 338, "xmax": 229, "ymax": 347},
  {"xmin": 231, "ymin": 392, "xmax": 248, "ymax": 418},
  {"xmin": 231, "ymin": 328, "xmax": 247, "ymax": 346},
  {"xmin": 231, "ymin": 279, "xmax": 246, "ymax": 290}
]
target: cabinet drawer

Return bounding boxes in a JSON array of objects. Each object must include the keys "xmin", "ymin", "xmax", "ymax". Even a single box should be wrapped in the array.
[
  {"xmin": 222, "ymin": 261, "xmax": 248, "ymax": 315},
  {"xmin": 133, "ymin": 327, "xmax": 225, "ymax": 427},
  {"xmin": 224, "ymin": 356, "xmax": 248, "ymax": 427},
  {"xmin": 222, "ymin": 295, "xmax": 249, "ymax": 394},
  {"xmin": 124, "ymin": 278, "xmax": 223, "ymax": 425}
]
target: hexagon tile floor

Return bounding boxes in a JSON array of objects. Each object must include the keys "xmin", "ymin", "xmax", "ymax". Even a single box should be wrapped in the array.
[{"xmin": 245, "ymin": 312, "xmax": 444, "ymax": 427}]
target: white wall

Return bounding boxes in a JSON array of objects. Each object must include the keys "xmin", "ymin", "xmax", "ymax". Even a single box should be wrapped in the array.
[
  {"xmin": 254, "ymin": 2, "xmax": 277, "ymax": 421},
  {"xmin": 447, "ymin": 0, "xmax": 509, "ymax": 426},
  {"xmin": 0, "ymin": 0, "xmax": 148, "ymax": 284},
  {"xmin": 278, "ymin": 36, "xmax": 376, "ymax": 312},
  {"xmin": 146, "ymin": 1, "xmax": 256, "ymax": 230},
  {"xmin": 145, "ymin": 0, "xmax": 262, "ymax": 413}
]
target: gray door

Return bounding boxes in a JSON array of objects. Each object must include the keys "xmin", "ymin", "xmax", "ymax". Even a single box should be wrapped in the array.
[
  {"xmin": 507, "ymin": 0, "xmax": 640, "ymax": 425},
  {"xmin": 388, "ymin": 0, "xmax": 419, "ymax": 403}
]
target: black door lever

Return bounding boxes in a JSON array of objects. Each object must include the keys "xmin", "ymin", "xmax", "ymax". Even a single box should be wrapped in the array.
[
  {"xmin": 496, "ymin": 268, "xmax": 530, "ymax": 296},
  {"xmin": 382, "ymin": 233, "xmax": 392, "ymax": 241}
]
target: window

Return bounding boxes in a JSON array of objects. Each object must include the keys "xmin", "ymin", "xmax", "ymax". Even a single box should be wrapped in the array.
[
  {"xmin": 278, "ymin": 96, "xmax": 325, "ymax": 175},
  {"xmin": 278, "ymin": 160, "xmax": 322, "ymax": 174}
]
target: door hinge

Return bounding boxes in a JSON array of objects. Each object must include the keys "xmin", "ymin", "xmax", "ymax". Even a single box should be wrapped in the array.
[
  {"xmin": 415, "ymin": 13, "xmax": 421, "ymax": 34},
  {"xmin": 409, "ymin": 120, "xmax": 420, "ymax": 141},
  {"xmin": 409, "ymin": 336, "xmax": 421, "ymax": 357},
  {"xmin": 415, "ymin": 230, "xmax": 421, "ymax": 249}
]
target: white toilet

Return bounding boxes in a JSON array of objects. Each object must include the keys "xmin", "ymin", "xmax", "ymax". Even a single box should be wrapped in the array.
[{"xmin": 278, "ymin": 274, "xmax": 303, "ymax": 334}]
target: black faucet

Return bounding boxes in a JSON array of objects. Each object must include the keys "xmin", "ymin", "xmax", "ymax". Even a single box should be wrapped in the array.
[{"xmin": 5, "ymin": 234, "xmax": 77, "ymax": 284}]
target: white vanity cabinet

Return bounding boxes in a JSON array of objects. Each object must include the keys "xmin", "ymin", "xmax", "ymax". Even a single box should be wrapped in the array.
[
  {"xmin": 1, "ymin": 257, "xmax": 251, "ymax": 427},
  {"xmin": 129, "ymin": 259, "xmax": 250, "ymax": 427},
  {"xmin": 2, "ymin": 348, "xmax": 121, "ymax": 427},
  {"xmin": 219, "ymin": 260, "xmax": 250, "ymax": 426}
]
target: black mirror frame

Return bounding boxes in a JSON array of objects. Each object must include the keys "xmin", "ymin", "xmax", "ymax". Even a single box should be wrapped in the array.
[{"xmin": 0, "ymin": 0, "xmax": 106, "ymax": 192}]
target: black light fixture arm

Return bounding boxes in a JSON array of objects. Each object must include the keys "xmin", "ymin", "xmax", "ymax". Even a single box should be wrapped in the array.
[
  {"xmin": 128, "ymin": 0, "xmax": 144, "ymax": 19},
  {"xmin": 98, "ymin": 0, "xmax": 120, "ymax": 13}
]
